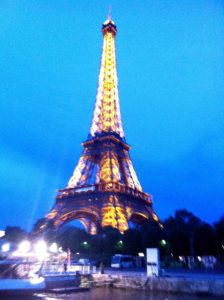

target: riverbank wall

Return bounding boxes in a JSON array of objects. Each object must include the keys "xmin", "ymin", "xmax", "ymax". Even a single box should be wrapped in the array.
[{"xmin": 91, "ymin": 273, "xmax": 224, "ymax": 296}]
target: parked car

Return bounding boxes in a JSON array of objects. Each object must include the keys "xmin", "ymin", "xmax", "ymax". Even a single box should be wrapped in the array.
[{"xmin": 111, "ymin": 254, "xmax": 134, "ymax": 268}]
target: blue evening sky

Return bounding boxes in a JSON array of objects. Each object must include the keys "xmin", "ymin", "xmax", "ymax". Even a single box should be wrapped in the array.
[{"xmin": 0, "ymin": 0, "xmax": 223, "ymax": 230}]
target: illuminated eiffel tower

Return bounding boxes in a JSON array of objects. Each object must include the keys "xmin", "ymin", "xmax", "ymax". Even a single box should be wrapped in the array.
[{"xmin": 46, "ymin": 16, "xmax": 159, "ymax": 234}]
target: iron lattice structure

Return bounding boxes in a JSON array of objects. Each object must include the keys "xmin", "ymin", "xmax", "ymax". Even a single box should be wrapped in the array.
[{"xmin": 46, "ymin": 18, "xmax": 159, "ymax": 234}]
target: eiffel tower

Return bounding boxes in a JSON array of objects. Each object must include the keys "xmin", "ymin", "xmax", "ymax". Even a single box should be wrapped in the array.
[{"xmin": 46, "ymin": 16, "xmax": 159, "ymax": 234}]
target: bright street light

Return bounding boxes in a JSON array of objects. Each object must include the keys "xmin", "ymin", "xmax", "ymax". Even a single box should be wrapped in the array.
[
  {"xmin": 34, "ymin": 240, "xmax": 47, "ymax": 253},
  {"xmin": 1, "ymin": 243, "xmax": 10, "ymax": 252},
  {"xmin": 34, "ymin": 240, "xmax": 47, "ymax": 260},
  {"xmin": 0, "ymin": 230, "xmax": 5, "ymax": 238},
  {"xmin": 49, "ymin": 242, "xmax": 58, "ymax": 253},
  {"xmin": 18, "ymin": 240, "xmax": 31, "ymax": 253},
  {"xmin": 160, "ymin": 239, "xmax": 167, "ymax": 246}
]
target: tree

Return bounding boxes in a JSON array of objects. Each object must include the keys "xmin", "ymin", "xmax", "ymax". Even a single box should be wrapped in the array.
[
  {"xmin": 214, "ymin": 216, "xmax": 224, "ymax": 255},
  {"xmin": 164, "ymin": 209, "xmax": 202, "ymax": 256},
  {"xmin": 4, "ymin": 226, "xmax": 27, "ymax": 243},
  {"xmin": 97, "ymin": 226, "xmax": 122, "ymax": 254},
  {"xmin": 194, "ymin": 223, "xmax": 216, "ymax": 255},
  {"xmin": 139, "ymin": 220, "xmax": 165, "ymax": 253},
  {"xmin": 56, "ymin": 226, "xmax": 89, "ymax": 253},
  {"xmin": 31, "ymin": 218, "xmax": 56, "ymax": 241},
  {"xmin": 123, "ymin": 228, "xmax": 142, "ymax": 255}
]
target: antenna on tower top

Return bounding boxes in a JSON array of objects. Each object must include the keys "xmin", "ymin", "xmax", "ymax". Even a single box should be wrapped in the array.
[{"xmin": 108, "ymin": 5, "xmax": 112, "ymax": 20}]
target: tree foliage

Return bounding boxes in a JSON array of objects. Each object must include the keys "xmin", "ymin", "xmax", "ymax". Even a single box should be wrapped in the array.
[
  {"xmin": 3, "ymin": 209, "xmax": 224, "ymax": 265},
  {"xmin": 4, "ymin": 226, "xmax": 27, "ymax": 243}
]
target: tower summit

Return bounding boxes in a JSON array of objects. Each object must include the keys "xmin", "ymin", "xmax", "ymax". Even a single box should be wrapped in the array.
[
  {"xmin": 90, "ymin": 18, "xmax": 123, "ymax": 139},
  {"xmin": 45, "ymin": 17, "xmax": 159, "ymax": 234}
]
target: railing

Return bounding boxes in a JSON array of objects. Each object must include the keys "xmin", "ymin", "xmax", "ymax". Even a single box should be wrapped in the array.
[
  {"xmin": 57, "ymin": 182, "xmax": 152, "ymax": 203},
  {"xmin": 41, "ymin": 262, "xmax": 97, "ymax": 275}
]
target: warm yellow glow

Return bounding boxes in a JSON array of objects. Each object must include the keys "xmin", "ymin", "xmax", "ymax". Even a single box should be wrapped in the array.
[
  {"xmin": 102, "ymin": 206, "xmax": 118, "ymax": 228},
  {"xmin": 99, "ymin": 152, "xmax": 111, "ymax": 182},
  {"xmin": 152, "ymin": 213, "xmax": 159, "ymax": 221},
  {"xmin": 99, "ymin": 151, "xmax": 121, "ymax": 183},
  {"xmin": 45, "ymin": 19, "xmax": 159, "ymax": 236},
  {"xmin": 116, "ymin": 206, "xmax": 128, "ymax": 232},
  {"xmin": 90, "ymin": 29, "xmax": 124, "ymax": 137},
  {"xmin": 67, "ymin": 21, "xmax": 143, "ymax": 192},
  {"xmin": 47, "ymin": 209, "xmax": 57, "ymax": 220},
  {"xmin": 101, "ymin": 196, "xmax": 128, "ymax": 232}
]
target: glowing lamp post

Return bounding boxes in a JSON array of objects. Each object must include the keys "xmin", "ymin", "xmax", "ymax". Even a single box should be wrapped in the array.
[
  {"xmin": 1, "ymin": 243, "xmax": 10, "ymax": 252},
  {"xmin": 67, "ymin": 248, "xmax": 71, "ymax": 271},
  {"xmin": 34, "ymin": 240, "xmax": 47, "ymax": 261},
  {"xmin": 160, "ymin": 239, "xmax": 167, "ymax": 247},
  {"xmin": 49, "ymin": 242, "xmax": 58, "ymax": 253},
  {"xmin": 116, "ymin": 240, "xmax": 124, "ymax": 251},
  {"xmin": 18, "ymin": 240, "xmax": 31, "ymax": 254},
  {"xmin": 0, "ymin": 230, "xmax": 5, "ymax": 238}
]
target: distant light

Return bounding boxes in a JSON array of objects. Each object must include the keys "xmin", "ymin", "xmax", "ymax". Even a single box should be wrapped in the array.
[
  {"xmin": 18, "ymin": 241, "xmax": 31, "ymax": 253},
  {"xmin": 0, "ymin": 230, "xmax": 5, "ymax": 238},
  {"xmin": 34, "ymin": 240, "xmax": 47, "ymax": 260},
  {"xmin": 138, "ymin": 252, "xmax": 145, "ymax": 257},
  {"xmin": 197, "ymin": 256, "xmax": 202, "ymax": 262},
  {"xmin": 2, "ymin": 243, "xmax": 10, "ymax": 252},
  {"xmin": 49, "ymin": 242, "xmax": 58, "ymax": 253},
  {"xmin": 160, "ymin": 239, "xmax": 167, "ymax": 246},
  {"xmin": 83, "ymin": 241, "xmax": 88, "ymax": 245},
  {"xmin": 30, "ymin": 276, "xmax": 45, "ymax": 285},
  {"xmin": 179, "ymin": 256, "xmax": 183, "ymax": 261},
  {"xmin": 76, "ymin": 252, "xmax": 80, "ymax": 255},
  {"xmin": 34, "ymin": 240, "xmax": 47, "ymax": 253},
  {"xmin": 119, "ymin": 240, "xmax": 123, "ymax": 244}
]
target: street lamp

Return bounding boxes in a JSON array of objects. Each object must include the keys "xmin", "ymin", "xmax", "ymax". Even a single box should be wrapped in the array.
[
  {"xmin": 115, "ymin": 240, "xmax": 124, "ymax": 251},
  {"xmin": 160, "ymin": 239, "xmax": 167, "ymax": 247},
  {"xmin": 1, "ymin": 243, "xmax": 10, "ymax": 252},
  {"xmin": 49, "ymin": 242, "xmax": 58, "ymax": 253},
  {"xmin": 34, "ymin": 240, "xmax": 47, "ymax": 261},
  {"xmin": 18, "ymin": 240, "xmax": 31, "ymax": 253},
  {"xmin": 0, "ymin": 230, "xmax": 5, "ymax": 238}
]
